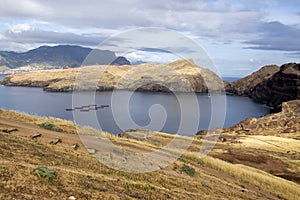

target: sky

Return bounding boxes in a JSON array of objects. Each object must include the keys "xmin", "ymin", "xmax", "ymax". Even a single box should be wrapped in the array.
[{"xmin": 0, "ymin": 0, "xmax": 300, "ymax": 76}]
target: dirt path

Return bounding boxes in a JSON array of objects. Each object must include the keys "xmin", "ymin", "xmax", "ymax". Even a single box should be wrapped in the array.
[{"xmin": 0, "ymin": 117, "xmax": 86, "ymax": 152}]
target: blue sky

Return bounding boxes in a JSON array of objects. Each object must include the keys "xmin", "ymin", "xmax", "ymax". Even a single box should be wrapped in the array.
[{"xmin": 0, "ymin": 0, "xmax": 299, "ymax": 76}]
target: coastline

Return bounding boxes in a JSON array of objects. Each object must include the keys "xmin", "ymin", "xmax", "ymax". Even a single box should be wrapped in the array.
[{"xmin": 1, "ymin": 61, "xmax": 298, "ymax": 109}]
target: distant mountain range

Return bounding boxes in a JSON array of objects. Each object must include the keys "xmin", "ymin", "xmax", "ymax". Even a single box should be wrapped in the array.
[{"xmin": 0, "ymin": 45, "xmax": 130, "ymax": 68}]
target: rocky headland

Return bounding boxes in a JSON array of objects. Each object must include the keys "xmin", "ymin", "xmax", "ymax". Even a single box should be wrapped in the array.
[
  {"xmin": 226, "ymin": 63, "xmax": 299, "ymax": 108},
  {"xmin": 0, "ymin": 59, "xmax": 225, "ymax": 93}
]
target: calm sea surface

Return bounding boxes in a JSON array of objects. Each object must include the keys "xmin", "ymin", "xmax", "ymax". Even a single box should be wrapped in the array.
[
  {"xmin": 222, "ymin": 77, "xmax": 240, "ymax": 82},
  {"xmin": 0, "ymin": 76, "xmax": 270, "ymax": 134}
]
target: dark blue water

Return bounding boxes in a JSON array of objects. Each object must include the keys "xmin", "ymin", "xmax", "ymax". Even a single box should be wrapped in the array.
[
  {"xmin": 222, "ymin": 77, "xmax": 241, "ymax": 82},
  {"xmin": 0, "ymin": 83, "xmax": 270, "ymax": 134}
]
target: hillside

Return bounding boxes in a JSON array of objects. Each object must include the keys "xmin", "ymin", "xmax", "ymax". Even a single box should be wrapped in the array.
[
  {"xmin": 0, "ymin": 45, "xmax": 130, "ymax": 69},
  {"xmin": 1, "ymin": 108, "xmax": 300, "ymax": 199},
  {"xmin": 1, "ymin": 59, "xmax": 225, "ymax": 93},
  {"xmin": 225, "ymin": 65, "xmax": 280, "ymax": 96},
  {"xmin": 249, "ymin": 63, "xmax": 300, "ymax": 107},
  {"xmin": 207, "ymin": 100, "xmax": 300, "ymax": 184},
  {"xmin": 226, "ymin": 63, "xmax": 299, "ymax": 108}
]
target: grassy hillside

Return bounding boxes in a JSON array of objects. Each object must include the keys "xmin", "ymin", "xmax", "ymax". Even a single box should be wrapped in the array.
[{"xmin": 0, "ymin": 109, "xmax": 299, "ymax": 199}]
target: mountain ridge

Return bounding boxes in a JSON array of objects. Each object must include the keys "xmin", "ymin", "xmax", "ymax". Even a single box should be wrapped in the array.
[{"xmin": 0, "ymin": 45, "xmax": 130, "ymax": 68}]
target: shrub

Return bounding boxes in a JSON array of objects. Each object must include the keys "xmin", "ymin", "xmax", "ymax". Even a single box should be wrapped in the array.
[
  {"xmin": 202, "ymin": 183, "xmax": 210, "ymax": 188},
  {"xmin": 40, "ymin": 122, "xmax": 62, "ymax": 132},
  {"xmin": 181, "ymin": 164, "xmax": 196, "ymax": 177},
  {"xmin": 34, "ymin": 166, "xmax": 56, "ymax": 182}
]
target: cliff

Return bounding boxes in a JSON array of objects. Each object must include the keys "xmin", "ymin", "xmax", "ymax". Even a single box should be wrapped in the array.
[
  {"xmin": 249, "ymin": 63, "xmax": 300, "ymax": 107},
  {"xmin": 225, "ymin": 65, "xmax": 280, "ymax": 96},
  {"xmin": 226, "ymin": 63, "xmax": 299, "ymax": 107}
]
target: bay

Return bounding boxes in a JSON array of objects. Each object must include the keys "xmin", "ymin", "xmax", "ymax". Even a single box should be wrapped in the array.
[{"xmin": 0, "ymin": 83, "xmax": 270, "ymax": 134}]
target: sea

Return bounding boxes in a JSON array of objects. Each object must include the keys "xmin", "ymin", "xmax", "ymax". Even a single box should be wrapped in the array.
[{"xmin": 0, "ymin": 75, "xmax": 270, "ymax": 134}]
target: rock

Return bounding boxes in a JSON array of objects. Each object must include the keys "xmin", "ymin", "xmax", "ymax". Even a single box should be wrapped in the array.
[
  {"xmin": 31, "ymin": 133, "xmax": 42, "ymax": 139},
  {"xmin": 49, "ymin": 138, "xmax": 62, "ymax": 145},
  {"xmin": 71, "ymin": 143, "xmax": 79, "ymax": 150},
  {"xmin": 249, "ymin": 63, "xmax": 300, "ymax": 107},
  {"xmin": 1, "ymin": 128, "xmax": 18, "ymax": 133},
  {"xmin": 219, "ymin": 137, "xmax": 227, "ymax": 142},
  {"xmin": 195, "ymin": 130, "xmax": 208, "ymax": 135},
  {"xmin": 68, "ymin": 196, "xmax": 76, "ymax": 200},
  {"xmin": 282, "ymin": 127, "xmax": 296, "ymax": 133},
  {"xmin": 87, "ymin": 148, "xmax": 96, "ymax": 154}
]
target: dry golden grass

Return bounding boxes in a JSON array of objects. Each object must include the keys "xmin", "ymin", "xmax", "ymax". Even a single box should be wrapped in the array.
[
  {"xmin": 184, "ymin": 152, "xmax": 300, "ymax": 200},
  {"xmin": 237, "ymin": 135, "xmax": 300, "ymax": 153},
  {"xmin": 0, "ymin": 109, "xmax": 77, "ymax": 134},
  {"xmin": 0, "ymin": 131, "xmax": 266, "ymax": 200},
  {"xmin": 209, "ymin": 131, "xmax": 300, "ymax": 186},
  {"xmin": 8, "ymin": 68, "xmax": 78, "ymax": 82},
  {"xmin": 1, "ymin": 109, "xmax": 300, "ymax": 199}
]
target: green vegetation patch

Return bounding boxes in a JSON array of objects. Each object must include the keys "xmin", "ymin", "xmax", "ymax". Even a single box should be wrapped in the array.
[
  {"xmin": 34, "ymin": 166, "xmax": 56, "ymax": 182},
  {"xmin": 181, "ymin": 164, "xmax": 196, "ymax": 177},
  {"xmin": 39, "ymin": 122, "xmax": 62, "ymax": 132}
]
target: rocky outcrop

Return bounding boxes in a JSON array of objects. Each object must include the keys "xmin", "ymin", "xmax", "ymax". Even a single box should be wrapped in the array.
[
  {"xmin": 225, "ymin": 65, "xmax": 279, "ymax": 96},
  {"xmin": 226, "ymin": 63, "xmax": 299, "ymax": 108},
  {"xmin": 249, "ymin": 63, "xmax": 300, "ymax": 107},
  {"xmin": 1, "ymin": 59, "xmax": 225, "ymax": 93},
  {"xmin": 226, "ymin": 100, "xmax": 300, "ymax": 135}
]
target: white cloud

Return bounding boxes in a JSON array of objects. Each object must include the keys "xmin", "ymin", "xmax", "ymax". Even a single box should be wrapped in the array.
[
  {"xmin": 8, "ymin": 23, "xmax": 32, "ymax": 33},
  {"xmin": 0, "ymin": 0, "xmax": 262, "ymax": 39},
  {"xmin": 0, "ymin": 0, "xmax": 299, "ymax": 76},
  {"xmin": 0, "ymin": 0, "xmax": 49, "ymax": 18},
  {"xmin": 125, "ymin": 51, "xmax": 178, "ymax": 63}
]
